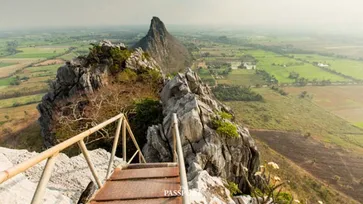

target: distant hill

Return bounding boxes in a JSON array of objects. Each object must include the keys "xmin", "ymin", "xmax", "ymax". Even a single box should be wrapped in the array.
[{"xmin": 133, "ymin": 17, "xmax": 192, "ymax": 74}]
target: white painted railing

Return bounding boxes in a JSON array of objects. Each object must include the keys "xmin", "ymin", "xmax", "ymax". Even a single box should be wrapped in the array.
[{"xmin": 172, "ymin": 113, "xmax": 190, "ymax": 204}]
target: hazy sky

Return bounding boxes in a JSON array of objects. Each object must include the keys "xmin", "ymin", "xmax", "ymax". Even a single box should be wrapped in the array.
[{"xmin": 1, "ymin": 0, "xmax": 363, "ymax": 29}]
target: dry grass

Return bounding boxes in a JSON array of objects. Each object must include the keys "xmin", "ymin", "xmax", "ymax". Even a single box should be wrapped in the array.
[
  {"xmin": 256, "ymin": 139, "xmax": 360, "ymax": 204},
  {"xmin": 284, "ymin": 86, "xmax": 363, "ymax": 126},
  {"xmin": 0, "ymin": 104, "xmax": 43, "ymax": 152}
]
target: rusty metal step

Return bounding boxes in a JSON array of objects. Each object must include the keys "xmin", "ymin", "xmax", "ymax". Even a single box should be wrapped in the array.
[
  {"xmin": 120, "ymin": 163, "xmax": 177, "ymax": 169},
  {"xmin": 93, "ymin": 177, "xmax": 181, "ymax": 201},
  {"xmin": 90, "ymin": 197, "xmax": 182, "ymax": 204},
  {"xmin": 110, "ymin": 167, "xmax": 179, "ymax": 180}
]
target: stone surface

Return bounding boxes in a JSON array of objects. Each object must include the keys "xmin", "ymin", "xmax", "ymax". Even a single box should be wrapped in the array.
[
  {"xmin": 0, "ymin": 150, "xmax": 72, "ymax": 204},
  {"xmin": 143, "ymin": 68, "xmax": 261, "ymax": 202},
  {"xmin": 188, "ymin": 170, "xmax": 236, "ymax": 204},
  {"xmin": 0, "ymin": 147, "xmax": 123, "ymax": 203},
  {"xmin": 233, "ymin": 195, "xmax": 255, "ymax": 204}
]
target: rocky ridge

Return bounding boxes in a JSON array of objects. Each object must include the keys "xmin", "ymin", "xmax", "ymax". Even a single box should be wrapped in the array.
[
  {"xmin": 37, "ymin": 40, "xmax": 161, "ymax": 147},
  {"xmin": 143, "ymin": 68, "xmax": 260, "ymax": 202}
]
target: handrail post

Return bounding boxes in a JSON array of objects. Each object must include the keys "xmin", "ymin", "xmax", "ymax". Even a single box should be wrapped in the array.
[
  {"xmin": 78, "ymin": 140, "xmax": 102, "ymax": 188},
  {"xmin": 125, "ymin": 121, "xmax": 147, "ymax": 163},
  {"xmin": 172, "ymin": 127, "xmax": 177, "ymax": 162},
  {"xmin": 122, "ymin": 118, "xmax": 127, "ymax": 162},
  {"xmin": 172, "ymin": 113, "xmax": 189, "ymax": 204},
  {"xmin": 31, "ymin": 153, "xmax": 59, "ymax": 204},
  {"xmin": 106, "ymin": 116, "xmax": 123, "ymax": 180}
]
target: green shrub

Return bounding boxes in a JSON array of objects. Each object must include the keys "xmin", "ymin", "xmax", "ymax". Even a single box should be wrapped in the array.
[
  {"xmin": 212, "ymin": 118, "xmax": 239, "ymax": 138},
  {"xmin": 275, "ymin": 192, "xmax": 293, "ymax": 203},
  {"xmin": 133, "ymin": 98, "xmax": 163, "ymax": 126},
  {"xmin": 225, "ymin": 181, "xmax": 242, "ymax": 196},
  {"xmin": 110, "ymin": 47, "xmax": 131, "ymax": 62},
  {"xmin": 117, "ymin": 69, "xmax": 137, "ymax": 82},
  {"xmin": 138, "ymin": 69, "xmax": 163, "ymax": 90},
  {"xmin": 129, "ymin": 98, "xmax": 163, "ymax": 145},
  {"xmin": 218, "ymin": 111, "xmax": 233, "ymax": 120}
]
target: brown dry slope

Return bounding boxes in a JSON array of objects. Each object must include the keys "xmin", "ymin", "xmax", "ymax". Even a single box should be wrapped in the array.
[
  {"xmin": 133, "ymin": 17, "xmax": 192, "ymax": 74},
  {"xmin": 251, "ymin": 129, "xmax": 363, "ymax": 203}
]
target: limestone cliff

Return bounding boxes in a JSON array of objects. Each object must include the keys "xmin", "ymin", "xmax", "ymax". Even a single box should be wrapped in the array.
[{"xmin": 143, "ymin": 69, "xmax": 260, "ymax": 202}]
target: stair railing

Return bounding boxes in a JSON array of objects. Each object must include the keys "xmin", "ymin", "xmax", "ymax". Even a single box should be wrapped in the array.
[
  {"xmin": 0, "ymin": 113, "xmax": 146, "ymax": 204},
  {"xmin": 171, "ymin": 113, "xmax": 190, "ymax": 204}
]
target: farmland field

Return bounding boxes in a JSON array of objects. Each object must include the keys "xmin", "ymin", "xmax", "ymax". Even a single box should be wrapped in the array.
[
  {"xmin": 0, "ymin": 62, "xmax": 16, "ymax": 68},
  {"xmin": 193, "ymin": 42, "xmax": 351, "ymax": 84},
  {"xmin": 217, "ymin": 69, "xmax": 265, "ymax": 86},
  {"xmin": 243, "ymin": 49, "xmax": 349, "ymax": 83},
  {"xmin": 294, "ymin": 54, "xmax": 363, "ymax": 80},
  {"xmin": 226, "ymin": 88, "xmax": 363, "ymax": 150},
  {"xmin": 284, "ymin": 86, "xmax": 363, "ymax": 128},
  {"xmin": 0, "ymin": 93, "xmax": 44, "ymax": 108},
  {"xmin": 226, "ymin": 87, "xmax": 363, "ymax": 202},
  {"xmin": 7, "ymin": 47, "xmax": 69, "ymax": 58}
]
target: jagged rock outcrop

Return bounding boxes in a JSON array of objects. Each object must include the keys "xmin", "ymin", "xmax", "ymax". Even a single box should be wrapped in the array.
[
  {"xmin": 133, "ymin": 17, "xmax": 193, "ymax": 74},
  {"xmin": 143, "ymin": 69, "xmax": 260, "ymax": 202},
  {"xmin": 189, "ymin": 169, "xmax": 235, "ymax": 204},
  {"xmin": 37, "ymin": 40, "xmax": 161, "ymax": 147},
  {"xmin": 0, "ymin": 147, "xmax": 122, "ymax": 203}
]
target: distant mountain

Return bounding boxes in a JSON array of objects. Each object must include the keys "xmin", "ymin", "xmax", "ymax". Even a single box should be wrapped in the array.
[{"xmin": 133, "ymin": 17, "xmax": 192, "ymax": 74}]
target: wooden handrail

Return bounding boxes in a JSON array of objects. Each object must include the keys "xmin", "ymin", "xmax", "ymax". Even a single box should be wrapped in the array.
[
  {"xmin": 0, "ymin": 113, "xmax": 124, "ymax": 184},
  {"xmin": 0, "ymin": 112, "xmax": 147, "ymax": 204}
]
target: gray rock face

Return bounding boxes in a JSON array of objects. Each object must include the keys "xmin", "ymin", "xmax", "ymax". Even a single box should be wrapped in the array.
[
  {"xmin": 37, "ymin": 41, "xmax": 162, "ymax": 147},
  {"xmin": 143, "ymin": 68, "xmax": 260, "ymax": 201}
]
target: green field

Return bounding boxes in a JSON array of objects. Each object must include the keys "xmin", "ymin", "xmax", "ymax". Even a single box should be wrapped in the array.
[
  {"xmin": 243, "ymin": 50, "xmax": 348, "ymax": 83},
  {"xmin": 0, "ymin": 93, "xmax": 44, "ymax": 108},
  {"xmin": 27, "ymin": 64, "xmax": 60, "ymax": 77},
  {"xmin": 0, "ymin": 62, "xmax": 17, "ymax": 68},
  {"xmin": 195, "ymin": 44, "xmax": 350, "ymax": 84},
  {"xmin": 217, "ymin": 69, "xmax": 265, "ymax": 86},
  {"xmin": 294, "ymin": 54, "xmax": 363, "ymax": 80},
  {"xmin": 0, "ymin": 77, "xmax": 16, "ymax": 86},
  {"xmin": 8, "ymin": 47, "xmax": 68, "ymax": 59},
  {"xmin": 355, "ymin": 122, "xmax": 363, "ymax": 128},
  {"xmin": 197, "ymin": 68, "xmax": 216, "ymax": 86},
  {"xmin": 60, "ymin": 52, "xmax": 78, "ymax": 61}
]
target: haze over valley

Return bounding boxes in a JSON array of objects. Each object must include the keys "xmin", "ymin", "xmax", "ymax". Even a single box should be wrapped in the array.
[{"xmin": 0, "ymin": 1, "xmax": 363, "ymax": 204}]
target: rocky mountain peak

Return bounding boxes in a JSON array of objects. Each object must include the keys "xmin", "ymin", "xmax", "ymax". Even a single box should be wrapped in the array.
[
  {"xmin": 133, "ymin": 17, "xmax": 192, "ymax": 74},
  {"xmin": 148, "ymin": 16, "xmax": 168, "ymax": 38}
]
